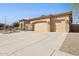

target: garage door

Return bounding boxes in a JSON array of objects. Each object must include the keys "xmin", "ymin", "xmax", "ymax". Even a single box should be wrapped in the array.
[
  {"xmin": 34, "ymin": 23, "xmax": 48, "ymax": 32},
  {"xmin": 55, "ymin": 21, "xmax": 65, "ymax": 32}
]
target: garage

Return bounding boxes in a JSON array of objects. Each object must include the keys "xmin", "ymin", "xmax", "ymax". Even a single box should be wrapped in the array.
[
  {"xmin": 55, "ymin": 20, "xmax": 66, "ymax": 32},
  {"xmin": 34, "ymin": 22, "xmax": 48, "ymax": 32}
]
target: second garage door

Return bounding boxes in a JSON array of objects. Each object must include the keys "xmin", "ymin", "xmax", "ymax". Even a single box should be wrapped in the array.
[
  {"xmin": 55, "ymin": 21, "xmax": 66, "ymax": 32},
  {"xmin": 34, "ymin": 23, "xmax": 48, "ymax": 32}
]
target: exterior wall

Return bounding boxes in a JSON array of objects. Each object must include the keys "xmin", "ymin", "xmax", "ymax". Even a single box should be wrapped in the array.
[
  {"xmin": 30, "ymin": 18, "xmax": 50, "ymax": 31},
  {"xmin": 19, "ymin": 21, "xmax": 30, "ymax": 30},
  {"xmin": 50, "ymin": 16, "xmax": 72, "ymax": 32},
  {"xmin": 30, "ymin": 18, "xmax": 50, "ymax": 24},
  {"xmin": 56, "ymin": 16, "xmax": 70, "ymax": 32},
  {"xmin": 25, "ymin": 24, "xmax": 33, "ymax": 31},
  {"xmin": 50, "ymin": 17, "xmax": 55, "ymax": 32},
  {"xmin": 19, "ymin": 12, "xmax": 72, "ymax": 32},
  {"xmin": 19, "ymin": 21, "xmax": 24, "ymax": 30},
  {"xmin": 70, "ymin": 24, "xmax": 79, "ymax": 32}
]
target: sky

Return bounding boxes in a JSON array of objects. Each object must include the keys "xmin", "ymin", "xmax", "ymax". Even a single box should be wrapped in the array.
[{"xmin": 0, "ymin": 3, "xmax": 77, "ymax": 24}]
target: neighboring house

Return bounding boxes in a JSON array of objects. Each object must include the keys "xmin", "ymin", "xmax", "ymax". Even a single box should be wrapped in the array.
[
  {"xmin": 0, "ymin": 23, "xmax": 5, "ymax": 30},
  {"xmin": 0, "ymin": 23, "xmax": 15, "ymax": 31},
  {"xmin": 19, "ymin": 11, "xmax": 72, "ymax": 32}
]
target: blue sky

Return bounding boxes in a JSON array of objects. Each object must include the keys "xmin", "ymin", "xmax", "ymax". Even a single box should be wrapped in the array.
[{"xmin": 0, "ymin": 3, "xmax": 76, "ymax": 24}]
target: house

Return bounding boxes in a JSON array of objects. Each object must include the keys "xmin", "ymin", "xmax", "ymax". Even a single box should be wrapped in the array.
[
  {"xmin": 19, "ymin": 11, "xmax": 72, "ymax": 32},
  {"xmin": 0, "ymin": 23, "xmax": 5, "ymax": 30}
]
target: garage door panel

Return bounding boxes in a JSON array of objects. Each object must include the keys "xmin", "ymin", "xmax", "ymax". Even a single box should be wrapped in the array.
[
  {"xmin": 55, "ymin": 21, "xmax": 65, "ymax": 32},
  {"xmin": 34, "ymin": 23, "xmax": 48, "ymax": 31}
]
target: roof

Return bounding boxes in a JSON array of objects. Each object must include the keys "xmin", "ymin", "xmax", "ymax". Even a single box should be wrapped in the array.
[
  {"xmin": 29, "ymin": 11, "xmax": 72, "ymax": 21},
  {"xmin": 19, "ymin": 11, "xmax": 72, "ymax": 22},
  {"xmin": 29, "ymin": 15, "xmax": 53, "ymax": 21},
  {"xmin": 53, "ymin": 11, "xmax": 72, "ymax": 17}
]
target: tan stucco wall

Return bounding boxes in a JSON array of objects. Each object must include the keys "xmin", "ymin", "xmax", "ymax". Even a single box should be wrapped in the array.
[
  {"xmin": 19, "ymin": 13, "xmax": 72, "ymax": 32},
  {"xmin": 49, "ymin": 15, "xmax": 72, "ymax": 32},
  {"xmin": 53, "ymin": 16, "xmax": 71, "ymax": 32},
  {"xmin": 30, "ymin": 18, "xmax": 50, "ymax": 31},
  {"xmin": 19, "ymin": 21, "xmax": 30, "ymax": 30},
  {"xmin": 30, "ymin": 18, "xmax": 50, "ymax": 24},
  {"xmin": 19, "ymin": 21, "xmax": 25, "ymax": 30}
]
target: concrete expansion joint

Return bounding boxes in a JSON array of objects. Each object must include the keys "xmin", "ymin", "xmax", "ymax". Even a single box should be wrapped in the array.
[{"xmin": 50, "ymin": 33, "xmax": 68, "ymax": 56}]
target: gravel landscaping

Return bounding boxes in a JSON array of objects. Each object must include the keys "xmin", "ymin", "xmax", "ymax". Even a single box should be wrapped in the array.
[{"xmin": 60, "ymin": 33, "xmax": 79, "ymax": 56}]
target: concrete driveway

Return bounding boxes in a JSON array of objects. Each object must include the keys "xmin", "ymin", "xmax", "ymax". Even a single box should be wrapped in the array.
[{"xmin": 0, "ymin": 31, "xmax": 71, "ymax": 56}]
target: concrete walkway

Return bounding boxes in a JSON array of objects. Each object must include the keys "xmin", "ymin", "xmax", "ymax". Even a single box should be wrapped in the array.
[{"xmin": 0, "ymin": 31, "xmax": 71, "ymax": 56}]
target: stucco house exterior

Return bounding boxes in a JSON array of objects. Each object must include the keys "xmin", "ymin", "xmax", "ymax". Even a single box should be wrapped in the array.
[{"xmin": 19, "ymin": 11, "xmax": 72, "ymax": 32}]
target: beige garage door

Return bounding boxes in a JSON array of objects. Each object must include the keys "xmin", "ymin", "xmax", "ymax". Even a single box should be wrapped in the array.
[
  {"xmin": 34, "ymin": 23, "xmax": 48, "ymax": 31},
  {"xmin": 55, "ymin": 21, "xmax": 65, "ymax": 32}
]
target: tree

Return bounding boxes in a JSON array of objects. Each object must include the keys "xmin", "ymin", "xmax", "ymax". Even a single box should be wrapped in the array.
[
  {"xmin": 70, "ymin": 3, "xmax": 79, "ymax": 23},
  {"xmin": 71, "ymin": 3, "xmax": 79, "ymax": 15},
  {"xmin": 13, "ymin": 22, "xmax": 19, "ymax": 27}
]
